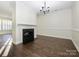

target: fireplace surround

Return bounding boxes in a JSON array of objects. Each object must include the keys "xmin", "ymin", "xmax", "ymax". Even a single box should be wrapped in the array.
[{"xmin": 23, "ymin": 29, "xmax": 34, "ymax": 44}]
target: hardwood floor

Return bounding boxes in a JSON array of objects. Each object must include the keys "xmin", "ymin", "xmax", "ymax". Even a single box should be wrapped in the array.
[{"xmin": 8, "ymin": 35, "xmax": 79, "ymax": 57}]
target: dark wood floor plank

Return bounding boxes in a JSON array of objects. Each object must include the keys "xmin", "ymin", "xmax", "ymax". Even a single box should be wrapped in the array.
[{"xmin": 8, "ymin": 35, "xmax": 79, "ymax": 57}]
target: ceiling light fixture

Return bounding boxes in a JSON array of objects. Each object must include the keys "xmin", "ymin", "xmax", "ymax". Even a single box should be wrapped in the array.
[{"xmin": 40, "ymin": 1, "xmax": 50, "ymax": 14}]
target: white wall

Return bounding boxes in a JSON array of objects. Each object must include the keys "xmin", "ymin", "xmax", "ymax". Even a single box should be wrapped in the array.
[
  {"xmin": 12, "ymin": 1, "xmax": 16, "ymax": 44},
  {"xmin": 72, "ymin": 2, "xmax": 79, "ymax": 51},
  {"xmin": 37, "ymin": 8, "xmax": 72, "ymax": 39},
  {"xmin": 16, "ymin": 2, "xmax": 36, "ymax": 25},
  {"xmin": 13, "ymin": 2, "xmax": 37, "ymax": 44}
]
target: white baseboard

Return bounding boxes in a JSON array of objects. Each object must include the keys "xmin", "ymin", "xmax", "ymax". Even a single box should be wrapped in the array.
[
  {"xmin": 13, "ymin": 40, "xmax": 22, "ymax": 45},
  {"xmin": 2, "ymin": 39, "xmax": 12, "ymax": 56},
  {"xmin": 14, "ymin": 37, "xmax": 37, "ymax": 45},
  {"xmin": 72, "ymin": 40, "xmax": 79, "ymax": 52},
  {"xmin": 38, "ymin": 34, "xmax": 72, "ymax": 39}
]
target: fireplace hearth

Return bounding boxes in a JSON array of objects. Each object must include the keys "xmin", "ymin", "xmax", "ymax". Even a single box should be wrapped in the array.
[{"xmin": 23, "ymin": 29, "xmax": 34, "ymax": 44}]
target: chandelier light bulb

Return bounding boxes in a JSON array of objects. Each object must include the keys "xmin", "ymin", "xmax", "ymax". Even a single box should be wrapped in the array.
[{"xmin": 40, "ymin": 1, "xmax": 50, "ymax": 14}]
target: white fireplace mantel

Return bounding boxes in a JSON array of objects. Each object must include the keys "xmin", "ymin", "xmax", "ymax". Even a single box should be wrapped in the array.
[
  {"xmin": 17, "ymin": 24, "xmax": 37, "ymax": 26},
  {"xmin": 15, "ymin": 24, "xmax": 37, "ymax": 44}
]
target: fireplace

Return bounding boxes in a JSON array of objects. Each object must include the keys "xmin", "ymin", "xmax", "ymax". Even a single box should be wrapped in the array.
[{"xmin": 23, "ymin": 29, "xmax": 34, "ymax": 44}]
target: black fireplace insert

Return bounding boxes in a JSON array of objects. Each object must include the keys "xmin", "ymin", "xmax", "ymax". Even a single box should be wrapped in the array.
[{"xmin": 23, "ymin": 29, "xmax": 34, "ymax": 44}]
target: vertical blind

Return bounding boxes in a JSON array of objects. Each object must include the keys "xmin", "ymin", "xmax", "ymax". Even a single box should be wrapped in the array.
[{"xmin": 0, "ymin": 18, "xmax": 12, "ymax": 31}]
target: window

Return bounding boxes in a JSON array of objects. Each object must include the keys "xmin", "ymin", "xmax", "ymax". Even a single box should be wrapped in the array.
[
  {"xmin": 0, "ymin": 19, "xmax": 1, "ymax": 30},
  {"xmin": 2, "ymin": 20, "xmax": 6, "ymax": 30},
  {"xmin": 9, "ymin": 20, "xmax": 12, "ymax": 30},
  {"xmin": 0, "ymin": 18, "xmax": 12, "ymax": 31}
]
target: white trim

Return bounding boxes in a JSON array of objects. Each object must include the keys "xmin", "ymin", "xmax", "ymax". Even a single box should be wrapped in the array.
[
  {"xmin": 2, "ymin": 39, "xmax": 12, "ymax": 56},
  {"xmin": 38, "ymin": 34, "xmax": 72, "ymax": 39},
  {"xmin": 14, "ymin": 40, "xmax": 22, "ymax": 45},
  {"xmin": 72, "ymin": 28, "xmax": 79, "ymax": 52},
  {"xmin": 0, "ymin": 37, "xmax": 10, "ymax": 55},
  {"xmin": 72, "ymin": 40, "xmax": 79, "ymax": 52},
  {"xmin": 2, "ymin": 46, "xmax": 11, "ymax": 56}
]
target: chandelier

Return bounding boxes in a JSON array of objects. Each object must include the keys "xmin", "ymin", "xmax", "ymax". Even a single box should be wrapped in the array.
[{"xmin": 40, "ymin": 1, "xmax": 50, "ymax": 14}]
